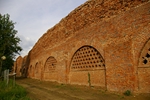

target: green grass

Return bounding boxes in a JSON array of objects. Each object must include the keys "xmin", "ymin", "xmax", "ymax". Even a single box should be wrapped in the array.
[{"xmin": 0, "ymin": 79, "xmax": 30, "ymax": 100}]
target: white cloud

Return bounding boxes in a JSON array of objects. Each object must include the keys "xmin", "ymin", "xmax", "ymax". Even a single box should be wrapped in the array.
[{"xmin": 17, "ymin": 34, "xmax": 35, "ymax": 57}]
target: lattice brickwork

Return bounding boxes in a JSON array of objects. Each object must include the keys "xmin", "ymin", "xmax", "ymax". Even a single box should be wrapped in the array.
[
  {"xmin": 71, "ymin": 46, "xmax": 105, "ymax": 71},
  {"xmin": 139, "ymin": 39, "xmax": 150, "ymax": 67},
  {"xmin": 142, "ymin": 48, "xmax": 150, "ymax": 65},
  {"xmin": 45, "ymin": 56, "xmax": 57, "ymax": 72}
]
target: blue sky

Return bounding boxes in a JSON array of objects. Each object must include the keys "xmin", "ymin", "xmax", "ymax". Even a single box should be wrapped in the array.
[{"xmin": 0, "ymin": 0, "xmax": 86, "ymax": 57}]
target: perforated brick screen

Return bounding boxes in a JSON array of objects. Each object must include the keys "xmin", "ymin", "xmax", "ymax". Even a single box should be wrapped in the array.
[
  {"xmin": 45, "ymin": 56, "xmax": 57, "ymax": 72},
  {"xmin": 139, "ymin": 39, "xmax": 150, "ymax": 67},
  {"xmin": 70, "ymin": 46, "xmax": 105, "ymax": 71}
]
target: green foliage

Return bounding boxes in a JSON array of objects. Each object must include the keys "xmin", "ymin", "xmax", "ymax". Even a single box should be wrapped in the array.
[
  {"xmin": 123, "ymin": 90, "xmax": 131, "ymax": 96},
  {"xmin": 0, "ymin": 14, "xmax": 22, "ymax": 73},
  {"xmin": 0, "ymin": 79, "xmax": 30, "ymax": 100}
]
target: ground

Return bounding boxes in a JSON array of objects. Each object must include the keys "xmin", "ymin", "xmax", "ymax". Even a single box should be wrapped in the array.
[{"xmin": 16, "ymin": 77, "xmax": 150, "ymax": 100}]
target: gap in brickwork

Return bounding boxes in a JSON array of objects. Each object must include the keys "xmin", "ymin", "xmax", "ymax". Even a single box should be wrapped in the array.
[
  {"xmin": 44, "ymin": 56, "xmax": 57, "ymax": 72},
  {"xmin": 71, "ymin": 46, "xmax": 105, "ymax": 71},
  {"xmin": 139, "ymin": 39, "xmax": 150, "ymax": 67},
  {"xmin": 142, "ymin": 48, "xmax": 150, "ymax": 65}
]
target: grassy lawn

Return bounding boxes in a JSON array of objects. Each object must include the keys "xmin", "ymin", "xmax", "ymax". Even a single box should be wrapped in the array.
[{"xmin": 0, "ymin": 79, "xmax": 30, "ymax": 100}]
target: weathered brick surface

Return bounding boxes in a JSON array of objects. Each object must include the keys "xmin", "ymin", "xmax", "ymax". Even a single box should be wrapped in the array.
[
  {"xmin": 13, "ymin": 56, "xmax": 23, "ymax": 76},
  {"xmin": 70, "ymin": 70, "xmax": 105, "ymax": 87},
  {"xmin": 14, "ymin": 0, "xmax": 150, "ymax": 93}
]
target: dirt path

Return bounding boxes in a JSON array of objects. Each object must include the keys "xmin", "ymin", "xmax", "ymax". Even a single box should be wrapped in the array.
[{"xmin": 16, "ymin": 78, "xmax": 150, "ymax": 100}]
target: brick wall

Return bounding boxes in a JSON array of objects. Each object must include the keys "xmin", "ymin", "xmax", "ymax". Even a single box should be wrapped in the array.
[
  {"xmin": 14, "ymin": 56, "xmax": 23, "ymax": 76},
  {"xmin": 14, "ymin": 0, "xmax": 150, "ymax": 93}
]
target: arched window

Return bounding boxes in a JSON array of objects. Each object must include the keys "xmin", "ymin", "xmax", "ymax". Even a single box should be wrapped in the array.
[
  {"xmin": 70, "ymin": 45, "xmax": 105, "ymax": 71},
  {"xmin": 44, "ymin": 56, "xmax": 57, "ymax": 72},
  {"xmin": 139, "ymin": 39, "xmax": 150, "ymax": 67}
]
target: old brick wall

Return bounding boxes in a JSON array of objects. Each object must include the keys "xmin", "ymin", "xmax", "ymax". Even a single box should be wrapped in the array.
[
  {"xmin": 15, "ymin": 0, "xmax": 150, "ymax": 93},
  {"xmin": 14, "ymin": 52, "xmax": 31, "ymax": 77},
  {"xmin": 103, "ymin": 2, "xmax": 150, "ymax": 92},
  {"xmin": 21, "ymin": 56, "xmax": 27, "ymax": 77},
  {"xmin": 14, "ymin": 56, "xmax": 23, "ymax": 76}
]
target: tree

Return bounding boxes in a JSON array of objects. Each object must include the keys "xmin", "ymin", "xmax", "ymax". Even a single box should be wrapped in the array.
[{"xmin": 0, "ymin": 14, "xmax": 22, "ymax": 76}]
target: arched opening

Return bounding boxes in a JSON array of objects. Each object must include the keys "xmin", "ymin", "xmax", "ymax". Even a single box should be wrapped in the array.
[
  {"xmin": 43, "ymin": 56, "xmax": 57, "ymax": 81},
  {"xmin": 69, "ymin": 45, "xmax": 106, "ymax": 88},
  {"xmin": 44, "ymin": 56, "xmax": 57, "ymax": 72},
  {"xmin": 138, "ymin": 38, "xmax": 150, "ymax": 92}
]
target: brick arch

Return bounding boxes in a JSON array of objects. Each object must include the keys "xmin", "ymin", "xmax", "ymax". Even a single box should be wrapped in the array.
[
  {"xmin": 43, "ymin": 56, "xmax": 58, "ymax": 81},
  {"xmin": 138, "ymin": 38, "xmax": 150, "ymax": 92},
  {"xmin": 138, "ymin": 38, "xmax": 150, "ymax": 67},
  {"xmin": 69, "ymin": 45, "xmax": 106, "ymax": 87},
  {"xmin": 44, "ymin": 56, "xmax": 57, "ymax": 72},
  {"xmin": 66, "ymin": 40, "xmax": 105, "ymax": 81},
  {"xmin": 70, "ymin": 45, "xmax": 105, "ymax": 71}
]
